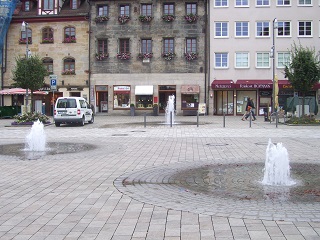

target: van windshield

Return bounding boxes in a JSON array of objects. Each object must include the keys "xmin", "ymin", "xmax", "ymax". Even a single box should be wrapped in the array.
[{"xmin": 57, "ymin": 99, "xmax": 77, "ymax": 108}]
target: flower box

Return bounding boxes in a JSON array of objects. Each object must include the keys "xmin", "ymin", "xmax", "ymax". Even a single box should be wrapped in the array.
[
  {"xmin": 184, "ymin": 14, "xmax": 198, "ymax": 23},
  {"xmin": 139, "ymin": 15, "xmax": 152, "ymax": 22},
  {"xmin": 63, "ymin": 37, "xmax": 76, "ymax": 43},
  {"xmin": 61, "ymin": 69, "xmax": 75, "ymax": 75},
  {"xmin": 118, "ymin": 15, "xmax": 130, "ymax": 24},
  {"xmin": 162, "ymin": 52, "xmax": 176, "ymax": 61},
  {"xmin": 96, "ymin": 53, "xmax": 109, "ymax": 61},
  {"xmin": 117, "ymin": 52, "xmax": 131, "ymax": 60},
  {"xmin": 185, "ymin": 52, "xmax": 198, "ymax": 61},
  {"xmin": 138, "ymin": 52, "xmax": 153, "ymax": 59},
  {"xmin": 42, "ymin": 38, "xmax": 54, "ymax": 44},
  {"xmin": 19, "ymin": 38, "xmax": 32, "ymax": 44},
  {"xmin": 95, "ymin": 15, "xmax": 109, "ymax": 23},
  {"xmin": 162, "ymin": 15, "xmax": 175, "ymax": 22}
]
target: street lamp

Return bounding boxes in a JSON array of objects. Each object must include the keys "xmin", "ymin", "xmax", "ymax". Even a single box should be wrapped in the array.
[
  {"xmin": 21, "ymin": 21, "xmax": 29, "ymax": 110},
  {"xmin": 271, "ymin": 18, "xmax": 278, "ymax": 113}
]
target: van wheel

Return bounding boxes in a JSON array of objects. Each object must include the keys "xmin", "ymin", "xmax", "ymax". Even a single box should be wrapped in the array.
[
  {"xmin": 89, "ymin": 115, "xmax": 94, "ymax": 124},
  {"xmin": 80, "ymin": 116, "xmax": 85, "ymax": 126},
  {"xmin": 55, "ymin": 122, "xmax": 60, "ymax": 127}
]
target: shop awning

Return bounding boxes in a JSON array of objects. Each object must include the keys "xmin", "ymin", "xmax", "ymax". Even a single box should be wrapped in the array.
[
  {"xmin": 234, "ymin": 80, "xmax": 272, "ymax": 89},
  {"xmin": 135, "ymin": 85, "xmax": 153, "ymax": 95},
  {"xmin": 0, "ymin": 88, "xmax": 48, "ymax": 95},
  {"xmin": 181, "ymin": 85, "xmax": 200, "ymax": 94},
  {"xmin": 211, "ymin": 80, "xmax": 234, "ymax": 89}
]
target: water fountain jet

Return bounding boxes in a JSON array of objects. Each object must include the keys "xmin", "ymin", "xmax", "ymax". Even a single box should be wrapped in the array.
[
  {"xmin": 25, "ymin": 119, "xmax": 46, "ymax": 152},
  {"xmin": 165, "ymin": 95, "xmax": 175, "ymax": 124}
]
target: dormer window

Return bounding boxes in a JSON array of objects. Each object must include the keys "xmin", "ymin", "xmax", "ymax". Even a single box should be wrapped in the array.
[
  {"xmin": 43, "ymin": 0, "xmax": 54, "ymax": 10},
  {"xmin": 24, "ymin": 1, "xmax": 30, "ymax": 11},
  {"xmin": 71, "ymin": 0, "xmax": 79, "ymax": 10}
]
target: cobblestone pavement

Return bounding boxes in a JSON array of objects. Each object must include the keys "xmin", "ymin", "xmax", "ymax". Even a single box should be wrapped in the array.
[{"xmin": 0, "ymin": 115, "xmax": 320, "ymax": 240}]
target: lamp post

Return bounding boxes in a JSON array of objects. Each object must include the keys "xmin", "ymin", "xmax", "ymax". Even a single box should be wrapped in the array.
[
  {"xmin": 21, "ymin": 21, "xmax": 29, "ymax": 111},
  {"xmin": 271, "ymin": 18, "xmax": 278, "ymax": 113}
]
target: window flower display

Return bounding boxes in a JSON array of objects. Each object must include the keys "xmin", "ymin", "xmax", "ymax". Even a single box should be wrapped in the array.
[
  {"xmin": 96, "ymin": 53, "xmax": 109, "ymax": 61},
  {"xmin": 139, "ymin": 15, "xmax": 152, "ymax": 22},
  {"xmin": 118, "ymin": 15, "xmax": 130, "ymax": 24},
  {"xmin": 138, "ymin": 52, "xmax": 153, "ymax": 59},
  {"xmin": 42, "ymin": 38, "xmax": 54, "ymax": 43},
  {"xmin": 162, "ymin": 52, "xmax": 176, "ymax": 61},
  {"xmin": 185, "ymin": 52, "xmax": 198, "ymax": 61},
  {"xmin": 61, "ymin": 69, "xmax": 75, "ymax": 75},
  {"xmin": 184, "ymin": 13, "xmax": 198, "ymax": 23},
  {"xmin": 63, "ymin": 37, "xmax": 76, "ymax": 43},
  {"xmin": 95, "ymin": 15, "xmax": 109, "ymax": 23},
  {"xmin": 117, "ymin": 52, "xmax": 131, "ymax": 60},
  {"xmin": 162, "ymin": 15, "xmax": 175, "ymax": 22},
  {"xmin": 19, "ymin": 38, "xmax": 32, "ymax": 44}
]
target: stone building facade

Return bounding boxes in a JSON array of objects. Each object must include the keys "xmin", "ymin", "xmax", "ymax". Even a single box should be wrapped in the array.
[{"xmin": 89, "ymin": 0, "xmax": 207, "ymax": 115}]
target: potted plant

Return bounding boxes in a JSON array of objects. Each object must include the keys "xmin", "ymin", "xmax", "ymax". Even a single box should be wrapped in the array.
[
  {"xmin": 185, "ymin": 52, "xmax": 198, "ymax": 61},
  {"xmin": 130, "ymin": 103, "xmax": 135, "ymax": 116},
  {"xmin": 95, "ymin": 15, "xmax": 109, "ymax": 23},
  {"xmin": 96, "ymin": 52, "xmax": 109, "ymax": 61},
  {"xmin": 162, "ymin": 52, "xmax": 176, "ymax": 61},
  {"xmin": 162, "ymin": 15, "xmax": 175, "ymax": 22},
  {"xmin": 118, "ymin": 15, "xmax": 130, "ymax": 24},
  {"xmin": 138, "ymin": 52, "xmax": 153, "ymax": 60},
  {"xmin": 184, "ymin": 13, "xmax": 198, "ymax": 23},
  {"xmin": 117, "ymin": 52, "xmax": 131, "ymax": 60},
  {"xmin": 139, "ymin": 15, "xmax": 152, "ymax": 22}
]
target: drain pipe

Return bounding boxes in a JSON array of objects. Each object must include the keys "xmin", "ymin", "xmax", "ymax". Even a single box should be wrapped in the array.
[{"xmin": 204, "ymin": 0, "xmax": 209, "ymax": 115}]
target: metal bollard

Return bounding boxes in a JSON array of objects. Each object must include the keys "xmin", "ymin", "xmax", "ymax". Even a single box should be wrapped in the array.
[
  {"xmin": 197, "ymin": 111, "xmax": 199, "ymax": 127},
  {"xmin": 249, "ymin": 111, "xmax": 252, "ymax": 128},
  {"xmin": 223, "ymin": 111, "xmax": 226, "ymax": 128},
  {"xmin": 144, "ymin": 112, "xmax": 146, "ymax": 128},
  {"xmin": 276, "ymin": 111, "xmax": 278, "ymax": 128},
  {"xmin": 170, "ymin": 111, "xmax": 173, "ymax": 127}
]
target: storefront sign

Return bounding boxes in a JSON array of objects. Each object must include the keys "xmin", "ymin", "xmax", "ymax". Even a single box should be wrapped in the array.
[
  {"xmin": 135, "ymin": 85, "xmax": 153, "ymax": 95},
  {"xmin": 114, "ymin": 86, "xmax": 130, "ymax": 91},
  {"xmin": 67, "ymin": 87, "xmax": 83, "ymax": 91},
  {"xmin": 211, "ymin": 80, "xmax": 234, "ymax": 89},
  {"xmin": 181, "ymin": 85, "xmax": 200, "ymax": 94},
  {"xmin": 238, "ymin": 83, "xmax": 271, "ymax": 89},
  {"xmin": 235, "ymin": 80, "xmax": 272, "ymax": 89}
]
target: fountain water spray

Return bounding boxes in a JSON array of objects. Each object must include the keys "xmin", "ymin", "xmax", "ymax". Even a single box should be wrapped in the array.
[
  {"xmin": 165, "ymin": 95, "xmax": 175, "ymax": 124},
  {"xmin": 262, "ymin": 139, "xmax": 296, "ymax": 186},
  {"xmin": 25, "ymin": 119, "xmax": 46, "ymax": 152}
]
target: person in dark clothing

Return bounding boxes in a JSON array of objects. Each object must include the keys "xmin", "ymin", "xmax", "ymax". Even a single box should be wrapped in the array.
[{"xmin": 244, "ymin": 97, "xmax": 257, "ymax": 121}]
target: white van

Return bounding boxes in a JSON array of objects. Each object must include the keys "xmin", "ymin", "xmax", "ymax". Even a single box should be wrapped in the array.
[{"xmin": 54, "ymin": 97, "xmax": 94, "ymax": 127}]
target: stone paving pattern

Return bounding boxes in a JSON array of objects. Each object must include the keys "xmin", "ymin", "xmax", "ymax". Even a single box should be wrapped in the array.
[{"xmin": 0, "ymin": 115, "xmax": 320, "ymax": 240}]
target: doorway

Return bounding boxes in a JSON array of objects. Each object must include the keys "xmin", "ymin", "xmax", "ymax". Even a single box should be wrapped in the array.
[
  {"xmin": 97, "ymin": 91, "xmax": 108, "ymax": 112},
  {"xmin": 158, "ymin": 85, "xmax": 176, "ymax": 113}
]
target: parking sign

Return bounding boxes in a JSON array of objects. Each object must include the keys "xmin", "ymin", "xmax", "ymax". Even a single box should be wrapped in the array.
[{"xmin": 50, "ymin": 75, "xmax": 57, "ymax": 90}]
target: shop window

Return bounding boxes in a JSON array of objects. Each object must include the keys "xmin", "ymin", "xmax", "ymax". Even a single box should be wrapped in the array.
[
  {"xmin": 181, "ymin": 94, "xmax": 199, "ymax": 109},
  {"xmin": 42, "ymin": 27, "xmax": 53, "ymax": 43},
  {"xmin": 136, "ymin": 95, "xmax": 153, "ymax": 108},
  {"xmin": 43, "ymin": 57, "xmax": 53, "ymax": 74},
  {"xmin": 62, "ymin": 58, "xmax": 75, "ymax": 75},
  {"xmin": 216, "ymin": 90, "xmax": 233, "ymax": 115},
  {"xmin": 63, "ymin": 27, "xmax": 76, "ymax": 43},
  {"xmin": 113, "ymin": 86, "xmax": 131, "ymax": 108}
]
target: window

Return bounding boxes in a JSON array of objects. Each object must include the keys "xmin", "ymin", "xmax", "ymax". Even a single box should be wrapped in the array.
[
  {"xmin": 256, "ymin": 21, "xmax": 269, "ymax": 36},
  {"xmin": 64, "ymin": 27, "xmax": 76, "ymax": 43},
  {"xmin": 141, "ymin": 39, "xmax": 152, "ymax": 54},
  {"xmin": 24, "ymin": 1, "xmax": 30, "ymax": 11},
  {"xmin": 236, "ymin": 0, "xmax": 249, "ymax": 6},
  {"xmin": 119, "ymin": 39, "xmax": 130, "ymax": 53},
  {"xmin": 298, "ymin": 21, "xmax": 312, "ymax": 36},
  {"xmin": 43, "ymin": 0, "xmax": 54, "ymax": 10},
  {"xmin": 215, "ymin": 0, "xmax": 228, "ymax": 6},
  {"xmin": 256, "ymin": 0, "xmax": 270, "ymax": 6},
  {"xmin": 114, "ymin": 86, "xmax": 130, "ymax": 109},
  {"xmin": 163, "ymin": 3, "xmax": 174, "ymax": 15},
  {"xmin": 96, "ymin": 39, "xmax": 108, "ymax": 60},
  {"xmin": 136, "ymin": 95, "xmax": 153, "ymax": 108},
  {"xmin": 63, "ymin": 58, "xmax": 75, "ymax": 75},
  {"xmin": 43, "ymin": 58, "xmax": 53, "ymax": 73},
  {"xmin": 42, "ymin": 27, "xmax": 53, "ymax": 43},
  {"xmin": 141, "ymin": 4, "xmax": 152, "ymax": 16},
  {"xmin": 215, "ymin": 53, "xmax": 228, "ymax": 68},
  {"xmin": 277, "ymin": 0, "xmax": 290, "ymax": 5},
  {"xmin": 215, "ymin": 22, "xmax": 228, "ymax": 37},
  {"xmin": 277, "ymin": 21, "xmax": 291, "ymax": 36},
  {"xmin": 277, "ymin": 52, "xmax": 290, "ymax": 68},
  {"xmin": 235, "ymin": 52, "xmax": 249, "ymax": 68},
  {"xmin": 98, "ymin": 5, "xmax": 108, "ymax": 16},
  {"xmin": 20, "ymin": 28, "xmax": 32, "ymax": 44},
  {"xmin": 256, "ymin": 52, "xmax": 270, "ymax": 68},
  {"xmin": 186, "ymin": 38, "xmax": 197, "ymax": 53},
  {"xmin": 235, "ymin": 22, "xmax": 249, "ymax": 37},
  {"xmin": 120, "ymin": 4, "xmax": 130, "ymax": 16},
  {"xmin": 71, "ymin": 0, "xmax": 78, "ymax": 9},
  {"xmin": 163, "ymin": 38, "xmax": 174, "ymax": 53},
  {"xmin": 298, "ymin": 0, "xmax": 312, "ymax": 5},
  {"xmin": 186, "ymin": 3, "xmax": 197, "ymax": 14}
]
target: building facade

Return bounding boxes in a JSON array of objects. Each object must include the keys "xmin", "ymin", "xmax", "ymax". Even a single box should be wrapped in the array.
[
  {"xmin": 89, "ymin": 0, "xmax": 207, "ymax": 115},
  {"xmin": 209, "ymin": 0, "xmax": 320, "ymax": 116}
]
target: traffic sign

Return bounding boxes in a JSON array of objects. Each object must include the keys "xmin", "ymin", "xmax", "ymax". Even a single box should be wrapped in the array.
[{"xmin": 50, "ymin": 75, "xmax": 57, "ymax": 91}]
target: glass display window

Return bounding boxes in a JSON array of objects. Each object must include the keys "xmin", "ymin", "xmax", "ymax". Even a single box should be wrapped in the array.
[{"xmin": 113, "ymin": 86, "xmax": 130, "ymax": 109}]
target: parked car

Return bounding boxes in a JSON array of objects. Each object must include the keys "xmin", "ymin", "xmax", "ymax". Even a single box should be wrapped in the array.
[{"xmin": 54, "ymin": 97, "xmax": 94, "ymax": 127}]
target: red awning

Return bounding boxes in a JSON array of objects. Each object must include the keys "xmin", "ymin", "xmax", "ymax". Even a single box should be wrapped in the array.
[
  {"xmin": 234, "ymin": 80, "xmax": 272, "ymax": 89},
  {"xmin": 211, "ymin": 80, "xmax": 234, "ymax": 89},
  {"xmin": 0, "ymin": 88, "xmax": 48, "ymax": 95},
  {"xmin": 313, "ymin": 83, "xmax": 320, "ymax": 89}
]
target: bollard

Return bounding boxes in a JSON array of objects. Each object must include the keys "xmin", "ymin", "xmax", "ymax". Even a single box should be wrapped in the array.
[
  {"xmin": 170, "ymin": 111, "xmax": 173, "ymax": 127},
  {"xmin": 223, "ymin": 111, "xmax": 226, "ymax": 128},
  {"xmin": 144, "ymin": 112, "xmax": 146, "ymax": 128},
  {"xmin": 197, "ymin": 111, "xmax": 199, "ymax": 127},
  {"xmin": 276, "ymin": 111, "xmax": 278, "ymax": 128},
  {"xmin": 249, "ymin": 111, "xmax": 252, "ymax": 128}
]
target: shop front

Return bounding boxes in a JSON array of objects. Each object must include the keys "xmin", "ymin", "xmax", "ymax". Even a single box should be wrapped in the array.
[
  {"xmin": 113, "ymin": 86, "xmax": 131, "ymax": 109},
  {"xmin": 181, "ymin": 85, "xmax": 200, "ymax": 115},
  {"xmin": 159, "ymin": 85, "xmax": 176, "ymax": 113},
  {"xmin": 135, "ymin": 85, "xmax": 154, "ymax": 109},
  {"xmin": 211, "ymin": 80, "xmax": 234, "ymax": 115},
  {"xmin": 95, "ymin": 85, "xmax": 108, "ymax": 112}
]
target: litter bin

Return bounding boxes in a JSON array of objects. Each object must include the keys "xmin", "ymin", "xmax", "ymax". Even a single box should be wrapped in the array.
[{"xmin": 263, "ymin": 108, "xmax": 269, "ymax": 121}]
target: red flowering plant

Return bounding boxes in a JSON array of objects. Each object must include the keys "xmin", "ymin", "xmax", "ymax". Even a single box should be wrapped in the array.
[
  {"xmin": 61, "ymin": 69, "xmax": 75, "ymax": 75},
  {"xmin": 162, "ymin": 15, "xmax": 175, "ymax": 22},
  {"xmin": 138, "ymin": 52, "xmax": 153, "ymax": 59},
  {"xmin": 117, "ymin": 52, "xmax": 131, "ymax": 60},
  {"xmin": 63, "ymin": 37, "xmax": 76, "ymax": 43},
  {"xmin": 162, "ymin": 52, "xmax": 176, "ymax": 61},
  {"xmin": 184, "ymin": 13, "xmax": 198, "ymax": 23},
  {"xmin": 19, "ymin": 38, "xmax": 32, "ymax": 44},
  {"xmin": 185, "ymin": 52, "xmax": 198, "ymax": 61},
  {"xmin": 118, "ymin": 15, "xmax": 130, "ymax": 24},
  {"xmin": 96, "ymin": 53, "xmax": 109, "ymax": 61},
  {"xmin": 139, "ymin": 15, "xmax": 152, "ymax": 22},
  {"xmin": 42, "ymin": 37, "xmax": 54, "ymax": 43},
  {"xmin": 95, "ymin": 15, "xmax": 109, "ymax": 23}
]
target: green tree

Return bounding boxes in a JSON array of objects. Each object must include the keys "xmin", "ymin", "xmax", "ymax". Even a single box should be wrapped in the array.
[
  {"xmin": 284, "ymin": 43, "xmax": 320, "ymax": 116},
  {"xmin": 12, "ymin": 55, "xmax": 48, "ymax": 112}
]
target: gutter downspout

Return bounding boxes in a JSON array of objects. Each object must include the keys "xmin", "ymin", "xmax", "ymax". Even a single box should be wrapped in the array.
[
  {"xmin": 204, "ymin": 0, "xmax": 210, "ymax": 115},
  {"xmin": 87, "ymin": 0, "xmax": 92, "ymax": 106}
]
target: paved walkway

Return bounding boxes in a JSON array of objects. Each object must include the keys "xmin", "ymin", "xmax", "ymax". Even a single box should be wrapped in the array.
[{"xmin": 0, "ymin": 115, "xmax": 320, "ymax": 240}]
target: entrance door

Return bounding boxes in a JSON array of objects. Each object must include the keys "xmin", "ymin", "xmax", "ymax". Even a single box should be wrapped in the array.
[
  {"xmin": 159, "ymin": 85, "xmax": 176, "ymax": 114},
  {"xmin": 97, "ymin": 92, "xmax": 108, "ymax": 112}
]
